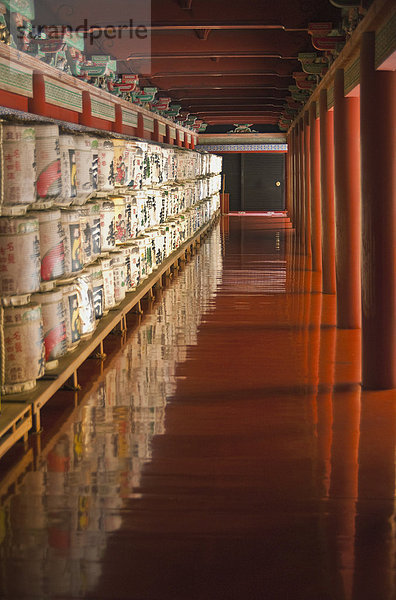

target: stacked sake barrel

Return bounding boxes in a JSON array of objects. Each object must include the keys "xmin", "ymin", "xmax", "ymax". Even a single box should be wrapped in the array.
[{"xmin": 0, "ymin": 122, "xmax": 222, "ymax": 396}]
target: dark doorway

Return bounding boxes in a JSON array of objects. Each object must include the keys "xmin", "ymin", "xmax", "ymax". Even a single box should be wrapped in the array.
[{"xmin": 222, "ymin": 153, "xmax": 285, "ymax": 212}]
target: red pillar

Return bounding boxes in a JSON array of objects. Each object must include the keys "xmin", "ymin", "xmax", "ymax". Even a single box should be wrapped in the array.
[
  {"xmin": 303, "ymin": 111, "xmax": 311, "ymax": 264},
  {"xmin": 334, "ymin": 69, "xmax": 361, "ymax": 329},
  {"xmin": 360, "ymin": 31, "xmax": 396, "ymax": 389},
  {"xmin": 309, "ymin": 102, "xmax": 322, "ymax": 274},
  {"xmin": 137, "ymin": 113, "xmax": 144, "ymax": 139},
  {"xmin": 114, "ymin": 104, "xmax": 123, "ymax": 134},
  {"xmin": 176, "ymin": 129, "xmax": 183, "ymax": 148},
  {"xmin": 153, "ymin": 119, "xmax": 161, "ymax": 143},
  {"xmin": 290, "ymin": 126, "xmax": 296, "ymax": 225},
  {"xmin": 286, "ymin": 132, "xmax": 292, "ymax": 217},
  {"xmin": 319, "ymin": 89, "xmax": 336, "ymax": 294},
  {"xmin": 293, "ymin": 125, "xmax": 298, "ymax": 227},
  {"xmin": 298, "ymin": 118, "xmax": 305, "ymax": 247},
  {"xmin": 295, "ymin": 123, "xmax": 302, "ymax": 235}
]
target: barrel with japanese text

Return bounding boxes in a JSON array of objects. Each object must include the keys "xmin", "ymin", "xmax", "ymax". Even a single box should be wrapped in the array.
[
  {"xmin": 74, "ymin": 135, "xmax": 93, "ymax": 202},
  {"xmin": 110, "ymin": 195, "xmax": 127, "ymax": 245},
  {"xmin": 58, "ymin": 281, "xmax": 81, "ymax": 351},
  {"xmin": 97, "ymin": 139, "xmax": 114, "ymax": 191},
  {"xmin": 0, "ymin": 215, "xmax": 41, "ymax": 301},
  {"xmin": 79, "ymin": 205, "xmax": 93, "ymax": 266},
  {"xmin": 31, "ymin": 288, "xmax": 67, "ymax": 369},
  {"xmin": 35, "ymin": 124, "xmax": 62, "ymax": 206},
  {"xmin": 60, "ymin": 209, "xmax": 83, "ymax": 276},
  {"xmin": 109, "ymin": 251, "xmax": 126, "ymax": 306},
  {"xmin": 58, "ymin": 135, "xmax": 77, "ymax": 205},
  {"xmin": 100, "ymin": 257, "xmax": 116, "ymax": 312},
  {"xmin": 87, "ymin": 200, "xmax": 101, "ymax": 259},
  {"xmin": 75, "ymin": 270, "xmax": 96, "ymax": 338},
  {"xmin": 1, "ymin": 124, "xmax": 36, "ymax": 210},
  {"xmin": 99, "ymin": 199, "xmax": 116, "ymax": 252},
  {"xmin": 29, "ymin": 209, "xmax": 65, "ymax": 282},
  {"xmin": 2, "ymin": 301, "xmax": 45, "ymax": 394},
  {"xmin": 88, "ymin": 262, "xmax": 104, "ymax": 320}
]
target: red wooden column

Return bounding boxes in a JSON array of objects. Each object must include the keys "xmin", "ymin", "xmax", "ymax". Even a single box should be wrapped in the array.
[
  {"xmin": 176, "ymin": 129, "xmax": 183, "ymax": 148},
  {"xmin": 290, "ymin": 127, "xmax": 296, "ymax": 225},
  {"xmin": 298, "ymin": 118, "xmax": 305, "ymax": 247},
  {"xmin": 293, "ymin": 125, "xmax": 299, "ymax": 228},
  {"xmin": 295, "ymin": 123, "xmax": 301, "ymax": 234},
  {"xmin": 165, "ymin": 125, "xmax": 173, "ymax": 145},
  {"xmin": 290, "ymin": 126, "xmax": 296, "ymax": 225},
  {"xmin": 319, "ymin": 89, "xmax": 336, "ymax": 294},
  {"xmin": 153, "ymin": 119, "xmax": 161, "ymax": 143},
  {"xmin": 309, "ymin": 102, "xmax": 322, "ymax": 274},
  {"xmin": 285, "ymin": 132, "xmax": 291, "ymax": 217},
  {"xmin": 303, "ymin": 111, "xmax": 311, "ymax": 264},
  {"xmin": 137, "ymin": 113, "xmax": 144, "ymax": 139},
  {"xmin": 334, "ymin": 69, "xmax": 361, "ymax": 329},
  {"xmin": 360, "ymin": 31, "xmax": 396, "ymax": 389}
]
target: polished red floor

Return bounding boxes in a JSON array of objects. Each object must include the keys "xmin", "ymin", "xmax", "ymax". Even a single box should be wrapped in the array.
[{"xmin": 1, "ymin": 215, "xmax": 396, "ymax": 599}]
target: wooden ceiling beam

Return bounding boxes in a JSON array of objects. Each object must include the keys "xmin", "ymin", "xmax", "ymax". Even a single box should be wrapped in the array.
[
  {"xmin": 150, "ymin": 71, "xmax": 292, "ymax": 79},
  {"xmin": 149, "ymin": 22, "xmax": 308, "ymax": 31},
  {"xmin": 128, "ymin": 53, "xmax": 299, "ymax": 60}
]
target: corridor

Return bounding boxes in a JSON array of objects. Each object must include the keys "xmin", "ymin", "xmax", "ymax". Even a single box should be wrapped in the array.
[{"xmin": 1, "ymin": 215, "xmax": 395, "ymax": 600}]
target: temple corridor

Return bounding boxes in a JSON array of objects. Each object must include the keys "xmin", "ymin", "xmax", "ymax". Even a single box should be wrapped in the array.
[{"xmin": 1, "ymin": 215, "xmax": 396, "ymax": 600}]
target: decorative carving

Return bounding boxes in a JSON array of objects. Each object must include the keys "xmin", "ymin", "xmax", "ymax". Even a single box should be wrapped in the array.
[
  {"xmin": 298, "ymin": 52, "xmax": 328, "ymax": 76},
  {"xmin": 308, "ymin": 22, "xmax": 346, "ymax": 61}
]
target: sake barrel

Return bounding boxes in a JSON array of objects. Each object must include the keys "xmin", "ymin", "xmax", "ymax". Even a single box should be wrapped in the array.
[
  {"xmin": 113, "ymin": 139, "xmax": 128, "ymax": 187},
  {"xmin": 117, "ymin": 246, "xmax": 132, "ymax": 291},
  {"xmin": 0, "ymin": 215, "xmax": 40, "ymax": 298},
  {"xmin": 35, "ymin": 124, "xmax": 62, "ymax": 205},
  {"xmin": 75, "ymin": 270, "xmax": 96, "ymax": 338},
  {"xmin": 135, "ymin": 191, "xmax": 148, "ymax": 234},
  {"xmin": 123, "ymin": 194, "xmax": 135, "ymax": 240},
  {"xmin": 110, "ymin": 195, "xmax": 127, "ymax": 245},
  {"xmin": 58, "ymin": 281, "xmax": 80, "ymax": 351},
  {"xmin": 91, "ymin": 138, "xmax": 99, "ymax": 193},
  {"xmin": 129, "ymin": 142, "xmax": 144, "ymax": 190},
  {"xmin": 60, "ymin": 209, "xmax": 83, "ymax": 276},
  {"xmin": 97, "ymin": 139, "xmax": 114, "ymax": 191},
  {"xmin": 2, "ymin": 302, "xmax": 45, "ymax": 394},
  {"xmin": 88, "ymin": 263, "xmax": 104, "ymax": 320},
  {"xmin": 109, "ymin": 251, "xmax": 126, "ymax": 306},
  {"xmin": 121, "ymin": 243, "xmax": 140, "ymax": 290},
  {"xmin": 59, "ymin": 135, "xmax": 77, "ymax": 205},
  {"xmin": 31, "ymin": 288, "xmax": 67, "ymax": 369},
  {"xmin": 154, "ymin": 227, "xmax": 166, "ymax": 266},
  {"xmin": 101, "ymin": 257, "xmax": 116, "ymax": 311},
  {"xmin": 74, "ymin": 135, "xmax": 93, "ymax": 201},
  {"xmin": 1, "ymin": 124, "xmax": 36, "ymax": 208},
  {"xmin": 29, "ymin": 209, "xmax": 65, "ymax": 281},
  {"xmin": 88, "ymin": 201, "xmax": 101, "ymax": 258},
  {"xmin": 163, "ymin": 225, "xmax": 172, "ymax": 259},
  {"xmin": 134, "ymin": 236, "xmax": 150, "ymax": 280},
  {"xmin": 144, "ymin": 229, "xmax": 157, "ymax": 271},
  {"xmin": 99, "ymin": 199, "xmax": 116, "ymax": 252},
  {"xmin": 79, "ymin": 205, "xmax": 93, "ymax": 265}
]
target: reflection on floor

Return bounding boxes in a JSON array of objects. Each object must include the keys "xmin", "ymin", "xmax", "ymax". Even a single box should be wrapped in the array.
[{"xmin": 0, "ymin": 216, "xmax": 395, "ymax": 600}]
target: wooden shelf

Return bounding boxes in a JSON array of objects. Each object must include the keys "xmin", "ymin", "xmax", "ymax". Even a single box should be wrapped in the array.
[
  {"xmin": 0, "ymin": 404, "xmax": 32, "ymax": 460},
  {"xmin": 0, "ymin": 212, "xmax": 219, "ymax": 459}
]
